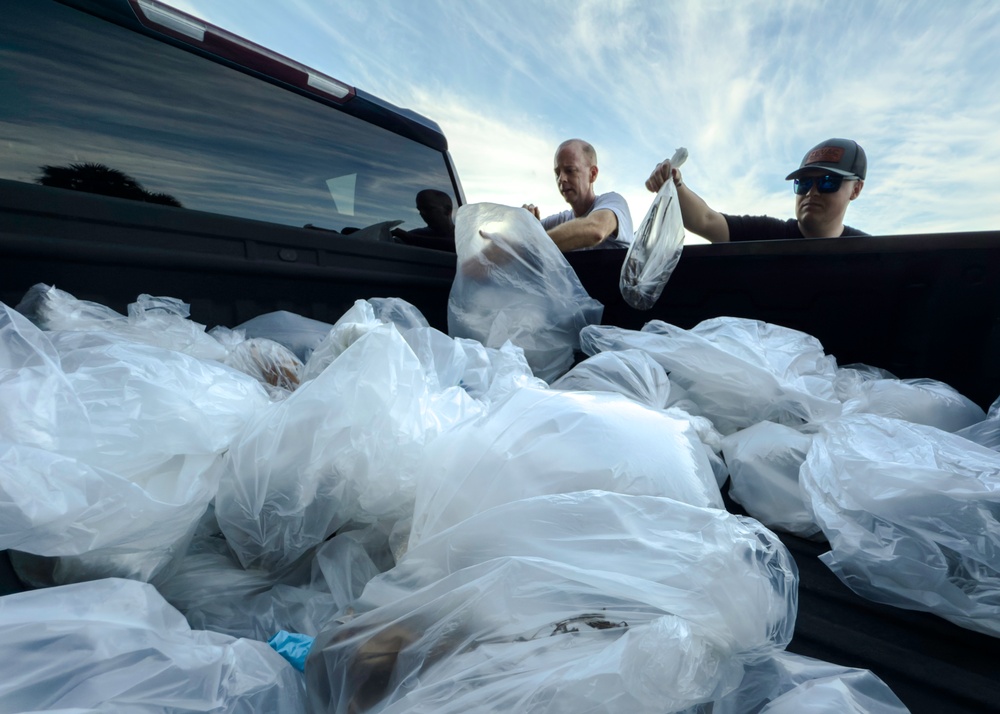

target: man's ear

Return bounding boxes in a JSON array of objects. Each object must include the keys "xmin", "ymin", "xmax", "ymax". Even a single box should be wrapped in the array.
[
  {"xmin": 850, "ymin": 179, "xmax": 864, "ymax": 200},
  {"xmin": 589, "ymin": 165, "xmax": 599, "ymax": 183}
]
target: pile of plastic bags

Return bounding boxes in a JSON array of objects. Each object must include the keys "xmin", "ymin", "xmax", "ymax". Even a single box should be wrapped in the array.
[
  {"xmin": 581, "ymin": 316, "xmax": 1000, "ymax": 638},
  {"xmin": 0, "ymin": 273, "xmax": 939, "ymax": 712},
  {"xmin": 307, "ymin": 492, "xmax": 797, "ymax": 713}
]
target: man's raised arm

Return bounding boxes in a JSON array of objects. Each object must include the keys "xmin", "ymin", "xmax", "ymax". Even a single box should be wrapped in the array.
[{"xmin": 646, "ymin": 160, "xmax": 730, "ymax": 243}]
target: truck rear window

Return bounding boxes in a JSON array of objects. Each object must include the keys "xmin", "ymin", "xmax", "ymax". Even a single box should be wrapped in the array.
[{"xmin": 0, "ymin": 1, "xmax": 458, "ymax": 236}]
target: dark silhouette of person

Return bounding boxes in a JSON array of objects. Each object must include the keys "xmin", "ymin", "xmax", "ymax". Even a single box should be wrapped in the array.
[
  {"xmin": 36, "ymin": 162, "xmax": 182, "ymax": 207},
  {"xmin": 391, "ymin": 189, "xmax": 455, "ymax": 252}
]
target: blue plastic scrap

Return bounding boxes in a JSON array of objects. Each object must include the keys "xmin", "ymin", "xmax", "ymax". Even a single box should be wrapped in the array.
[{"xmin": 268, "ymin": 630, "xmax": 315, "ymax": 672}]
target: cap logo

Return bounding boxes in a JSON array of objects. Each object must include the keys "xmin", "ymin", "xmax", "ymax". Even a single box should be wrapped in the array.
[{"xmin": 806, "ymin": 147, "xmax": 844, "ymax": 165}]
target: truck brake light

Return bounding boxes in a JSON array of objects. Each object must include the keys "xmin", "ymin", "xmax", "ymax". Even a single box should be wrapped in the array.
[
  {"xmin": 128, "ymin": 0, "xmax": 355, "ymax": 102},
  {"xmin": 134, "ymin": 0, "xmax": 205, "ymax": 40}
]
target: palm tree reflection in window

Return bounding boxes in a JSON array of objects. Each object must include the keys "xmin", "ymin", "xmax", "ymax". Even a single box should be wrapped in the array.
[{"xmin": 36, "ymin": 162, "xmax": 182, "ymax": 207}]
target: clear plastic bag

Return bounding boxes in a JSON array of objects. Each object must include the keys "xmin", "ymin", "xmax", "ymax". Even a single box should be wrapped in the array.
[
  {"xmin": 307, "ymin": 491, "xmax": 796, "ymax": 714},
  {"xmin": 0, "ymin": 305, "xmax": 268, "ymax": 583},
  {"xmin": 550, "ymin": 348, "xmax": 671, "ymax": 409},
  {"xmin": 234, "ymin": 309, "xmax": 335, "ymax": 362},
  {"xmin": 664, "ymin": 406, "xmax": 730, "ymax": 489},
  {"xmin": 300, "ymin": 300, "xmax": 384, "ymax": 382},
  {"xmin": 16, "ymin": 283, "xmax": 228, "ymax": 360},
  {"xmin": 620, "ymin": 147, "xmax": 687, "ymax": 310},
  {"xmin": 447, "ymin": 202, "xmax": 603, "ymax": 383},
  {"xmin": 212, "ymin": 329, "xmax": 303, "ymax": 394},
  {"xmin": 0, "ymin": 438, "xmax": 212, "ymax": 592},
  {"xmin": 837, "ymin": 367, "xmax": 985, "ymax": 432},
  {"xmin": 549, "ymin": 351, "xmax": 727, "ymax": 488},
  {"xmin": 16, "ymin": 281, "xmax": 121, "ymax": 329},
  {"xmin": 712, "ymin": 651, "xmax": 910, "ymax": 714},
  {"xmin": 407, "ymin": 386, "xmax": 723, "ymax": 547},
  {"xmin": 0, "ymin": 578, "xmax": 307, "ymax": 712},
  {"xmin": 581, "ymin": 318, "xmax": 841, "ymax": 435},
  {"xmin": 956, "ymin": 394, "xmax": 1000, "ymax": 450},
  {"xmin": 156, "ymin": 513, "xmax": 382, "ymax": 642},
  {"xmin": 369, "ymin": 297, "xmax": 431, "ymax": 332},
  {"xmin": 800, "ymin": 414, "xmax": 1000, "ymax": 636},
  {"xmin": 0, "ymin": 305, "xmax": 90, "ymax": 451},
  {"xmin": 214, "ymin": 323, "xmax": 481, "ymax": 571},
  {"xmin": 36, "ymin": 328, "xmax": 267, "ymax": 475},
  {"xmin": 301, "ymin": 299, "xmax": 542, "ymax": 404},
  {"xmin": 453, "ymin": 338, "xmax": 545, "ymax": 404},
  {"xmin": 721, "ymin": 421, "xmax": 822, "ymax": 539}
]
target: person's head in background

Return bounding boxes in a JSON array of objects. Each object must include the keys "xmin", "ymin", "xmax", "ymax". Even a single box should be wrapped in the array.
[
  {"xmin": 415, "ymin": 189, "xmax": 454, "ymax": 237},
  {"xmin": 786, "ymin": 138, "xmax": 866, "ymax": 238}
]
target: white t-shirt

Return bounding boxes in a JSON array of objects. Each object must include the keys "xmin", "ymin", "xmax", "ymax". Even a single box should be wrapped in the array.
[{"xmin": 540, "ymin": 192, "xmax": 634, "ymax": 250}]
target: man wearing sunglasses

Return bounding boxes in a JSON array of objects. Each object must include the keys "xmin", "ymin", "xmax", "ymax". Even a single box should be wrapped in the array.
[{"xmin": 644, "ymin": 138, "xmax": 867, "ymax": 242}]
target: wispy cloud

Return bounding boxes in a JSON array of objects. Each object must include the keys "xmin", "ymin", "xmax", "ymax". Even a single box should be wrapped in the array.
[
  {"xmin": 172, "ymin": 0, "xmax": 1000, "ymax": 238},
  {"xmin": 405, "ymin": 88, "xmax": 561, "ymax": 212}
]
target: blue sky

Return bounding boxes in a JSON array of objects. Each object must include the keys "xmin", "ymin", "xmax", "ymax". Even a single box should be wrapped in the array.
[{"xmin": 170, "ymin": 0, "xmax": 1000, "ymax": 243}]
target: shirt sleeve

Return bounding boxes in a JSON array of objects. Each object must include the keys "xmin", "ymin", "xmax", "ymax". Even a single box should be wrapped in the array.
[
  {"xmin": 590, "ymin": 192, "xmax": 634, "ymax": 248},
  {"xmin": 724, "ymin": 214, "xmax": 801, "ymax": 241},
  {"xmin": 541, "ymin": 209, "xmax": 573, "ymax": 231}
]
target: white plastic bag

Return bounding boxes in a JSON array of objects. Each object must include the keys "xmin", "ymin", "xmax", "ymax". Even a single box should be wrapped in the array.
[
  {"xmin": 837, "ymin": 367, "xmax": 985, "ymax": 432},
  {"xmin": 234, "ymin": 309, "xmax": 335, "ymax": 362},
  {"xmin": 549, "ymin": 352, "xmax": 727, "ymax": 488},
  {"xmin": 156, "ymin": 514, "xmax": 382, "ymax": 641},
  {"xmin": 215, "ymin": 323, "xmax": 480, "ymax": 571},
  {"xmin": 447, "ymin": 203, "xmax": 603, "ymax": 382},
  {"xmin": 299, "ymin": 299, "xmax": 383, "ymax": 382},
  {"xmin": 620, "ymin": 147, "xmax": 687, "ymax": 310},
  {"xmin": 722, "ymin": 421, "xmax": 822, "ymax": 539},
  {"xmin": 958, "ymin": 392, "xmax": 1000, "ymax": 450},
  {"xmin": 407, "ymin": 386, "xmax": 723, "ymax": 547},
  {"xmin": 956, "ymin": 398, "xmax": 1000, "ymax": 451},
  {"xmin": 665, "ymin": 406, "xmax": 730, "ymax": 489},
  {"xmin": 453, "ymin": 337, "xmax": 545, "ymax": 404},
  {"xmin": 16, "ymin": 283, "xmax": 227, "ymax": 360},
  {"xmin": 550, "ymin": 348, "xmax": 671, "ymax": 409},
  {"xmin": 581, "ymin": 318, "xmax": 841, "ymax": 434},
  {"xmin": 0, "ymin": 578, "xmax": 306, "ymax": 712},
  {"xmin": 211, "ymin": 326, "xmax": 304, "ymax": 395},
  {"xmin": 369, "ymin": 296, "xmax": 431, "ymax": 332},
  {"xmin": 0, "ymin": 305, "xmax": 268, "ymax": 583},
  {"xmin": 0, "ymin": 440, "xmax": 208, "ymax": 587},
  {"xmin": 308, "ymin": 491, "xmax": 796, "ymax": 714},
  {"xmin": 712, "ymin": 651, "xmax": 910, "ymax": 714},
  {"xmin": 800, "ymin": 414, "xmax": 1000, "ymax": 636}
]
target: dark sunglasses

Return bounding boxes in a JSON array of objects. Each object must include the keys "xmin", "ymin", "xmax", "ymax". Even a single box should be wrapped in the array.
[{"xmin": 792, "ymin": 174, "xmax": 856, "ymax": 195}]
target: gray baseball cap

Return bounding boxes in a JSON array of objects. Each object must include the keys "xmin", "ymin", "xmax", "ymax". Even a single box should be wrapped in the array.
[{"xmin": 786, "ymin": 138, "xmax": 867, "ymax": 180}]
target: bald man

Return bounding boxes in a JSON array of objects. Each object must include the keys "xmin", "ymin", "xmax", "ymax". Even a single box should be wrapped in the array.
[{"xmin": 523, "ymin": 138, "xmax": 633, "ymax": 252}]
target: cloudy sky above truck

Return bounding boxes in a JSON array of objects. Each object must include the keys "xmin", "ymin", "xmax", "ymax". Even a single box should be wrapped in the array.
[{"xmin": 170, "ymin": 0, "xmax": 1000, "ymax": 242}]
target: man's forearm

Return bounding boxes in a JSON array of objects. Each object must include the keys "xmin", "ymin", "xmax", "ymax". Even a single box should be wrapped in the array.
[
  {"xmin": 546, "ymin": 221, "xmax": 606, "ymax": 251},
  {"xmin": 675, "ymin": 183, "xmax": 730, "ymax": 243},
  {"xmin": 545, "ymin": 210, "xmax": 618, "ymax": 252}
]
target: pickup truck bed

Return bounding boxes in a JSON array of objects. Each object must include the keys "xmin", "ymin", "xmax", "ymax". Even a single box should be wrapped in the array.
[
  {"xmin": 2, "ymin": 179, "xmax": 1000, "ymax": 713},
  {"xmin": 5, "ymin": 0, "xmax": 1000, "ymax": 707}
]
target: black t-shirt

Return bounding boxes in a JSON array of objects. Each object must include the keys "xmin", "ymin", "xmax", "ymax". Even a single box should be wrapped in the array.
[{"xmin": 724, "ymin": 214, "xmax": 869, "ymax": 241}]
